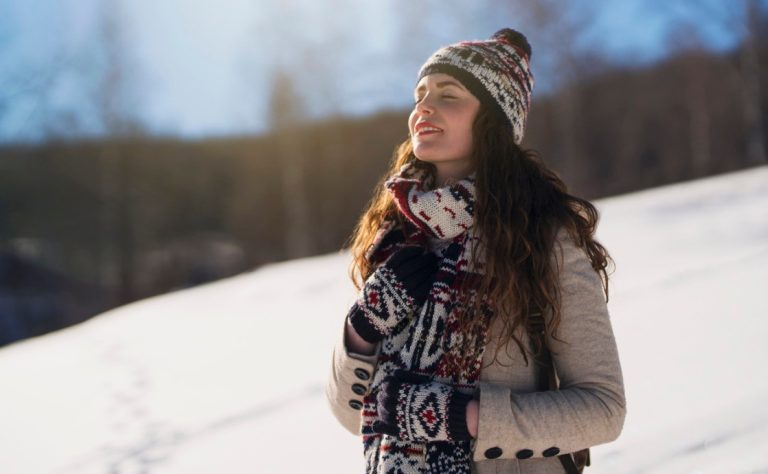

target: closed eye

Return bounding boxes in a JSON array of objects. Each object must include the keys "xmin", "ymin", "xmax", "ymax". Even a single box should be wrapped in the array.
[{"xmin": 413, "ymin": 94, "xmax": 456, "ymax": 104}]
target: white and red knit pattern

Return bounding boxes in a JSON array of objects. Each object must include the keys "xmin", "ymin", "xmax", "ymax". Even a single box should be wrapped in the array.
[
  {"xmin": 361, "ymin": 161, "xmax": 491, "ymax": 474},
  {"xmin": 385, "ymin": 164, "xmax": 476, "ymax": 241}
]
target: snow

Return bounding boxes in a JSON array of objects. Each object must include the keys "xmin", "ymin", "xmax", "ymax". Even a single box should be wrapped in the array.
[{"xmin": 1, "ymin": 165, "xmax": 767, "ymax": 473}]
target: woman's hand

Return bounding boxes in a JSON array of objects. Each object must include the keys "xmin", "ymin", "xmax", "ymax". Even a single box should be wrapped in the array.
[
  {"xmin": 347, "ymin": 246, "xmax": 439, "ymax": 344},
  {"xmin": 372, "ymin": 369, "xmax": 473, "ymax": 442}
]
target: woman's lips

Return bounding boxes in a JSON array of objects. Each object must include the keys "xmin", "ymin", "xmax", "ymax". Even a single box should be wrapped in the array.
[{"xmin": 415, "ymin": 125, "xmax": 443, "ymax": 137}]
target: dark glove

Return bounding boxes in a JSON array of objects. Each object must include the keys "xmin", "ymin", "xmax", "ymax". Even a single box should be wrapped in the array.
[
  {"xmin": 383, "ymin": 245, "xmax": 440, "ymax": 305},
  {"xmin": 347, "ymin": 245, "xmax": 439, "ymax": 343},
  {"xmin": 371, "ymin": 369, "xmax": 473, "ymax": 442}
]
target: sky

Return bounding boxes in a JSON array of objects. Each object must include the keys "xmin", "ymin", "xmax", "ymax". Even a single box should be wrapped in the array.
[
  {"xmin": 0, "ymin": 0, "xmax": 751, "ymax": 143},
  {"xmin": 0, "ymin": 164, "xmax": 766, "ymax": 472}
]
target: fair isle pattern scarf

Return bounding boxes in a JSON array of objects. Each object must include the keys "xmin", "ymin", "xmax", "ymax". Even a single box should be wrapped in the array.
[{"xmin": 361, "ymin": 162, "xmax": 492, "ymax": 474}]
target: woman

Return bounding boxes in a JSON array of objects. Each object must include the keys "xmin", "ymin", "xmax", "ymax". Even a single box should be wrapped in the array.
[{"xmin": 325, "ymin": 28, "xmax": 626, "ymax": 474}]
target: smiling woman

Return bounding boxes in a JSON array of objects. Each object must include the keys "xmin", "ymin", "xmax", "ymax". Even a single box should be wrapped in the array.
[{"xmin": 327, "ymin": 28, "xmax": 626, "ymax": 474}]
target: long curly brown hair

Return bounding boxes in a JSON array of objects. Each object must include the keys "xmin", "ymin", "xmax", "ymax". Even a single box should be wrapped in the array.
[{"xmin": 344, "ymin": 103, "xmax": 614, "ymax": 368}]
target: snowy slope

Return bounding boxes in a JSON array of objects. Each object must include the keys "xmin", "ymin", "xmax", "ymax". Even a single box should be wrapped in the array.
[{"xmin": 0, "ymin": 165, "xmax": 766, "ymax": 473}]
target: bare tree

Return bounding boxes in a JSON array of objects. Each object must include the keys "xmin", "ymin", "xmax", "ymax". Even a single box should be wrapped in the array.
[
  {"xmin": 391, "ymin": 0, "xmax": 498, "ymax": 91},
  {"xmin": 93, "ymin": 0, "xmax": 145, "ymax": 136},
  {"xmin": 662, "ymin": 21, "xmax": 711, "ymax": 178},
  {"xmin": 664, "ymin": 0, "xmax": 766, "ymax": 165},
  {"xmin": 91, "ymin": 0, "xmax": 146, "ymax": 305},
  {"xmin": 240, "ymin": 0, "xmax": 360, "ymax": 258},
  {"xmin": 518, "ymin": 0, "xmax": 601, "ymax": 186},
  {"xmin": 0, "ymin": 25, "xmax": 77, "ymax": 143},
  {"xmin": 268, "ymin": 67, "xmax": 313, "ymax": 258},
  {"xmin": 741, "ymin": 0, "xmax": 767, "ymax": 165}
]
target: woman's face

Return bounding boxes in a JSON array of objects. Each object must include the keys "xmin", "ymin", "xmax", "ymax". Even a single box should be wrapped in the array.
[{"xmin": 408, "ymin": 72, "xmax": 481, "ymax": 179}]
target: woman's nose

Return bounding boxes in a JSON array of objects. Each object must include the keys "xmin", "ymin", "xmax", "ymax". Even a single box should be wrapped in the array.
[{"xmin": 415, "ymin": 96, "xmax": 435, "ymax": 115}]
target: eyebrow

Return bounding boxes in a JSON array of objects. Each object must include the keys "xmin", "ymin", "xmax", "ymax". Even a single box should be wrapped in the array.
[{"xmin": 414, "ymin": 80, "xmax": 466, "ymax": 95}]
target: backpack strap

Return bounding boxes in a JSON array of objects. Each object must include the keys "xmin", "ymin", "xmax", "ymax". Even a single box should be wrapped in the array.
[{"xmin": 528, "ymin": 312, "xmax": 590, "ymax": 474}]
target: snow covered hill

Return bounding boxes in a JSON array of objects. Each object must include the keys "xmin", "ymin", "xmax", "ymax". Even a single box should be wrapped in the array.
[{"xmin": 1, "ymin": 165, "xmax": 766, "ymax": 473}]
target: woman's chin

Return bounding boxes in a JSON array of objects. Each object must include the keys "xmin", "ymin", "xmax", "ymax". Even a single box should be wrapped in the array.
[
  {"xmin": 414, "ymin": 154, "xmax": 457, "ymax": 165},
  {"xmin": 412, "ymin": 147, "xmax": 445, "ymax": 162}
]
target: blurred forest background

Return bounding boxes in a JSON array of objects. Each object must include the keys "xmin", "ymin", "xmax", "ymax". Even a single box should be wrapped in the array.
[{"xmin": 1, "ymin": 0, "xmax": 766, "ymax": 347}]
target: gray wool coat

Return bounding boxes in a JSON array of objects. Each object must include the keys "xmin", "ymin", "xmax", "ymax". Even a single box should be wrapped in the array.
[{"xmin": 325, "ymin": 227, "xmax": 627, "ymax": 473}]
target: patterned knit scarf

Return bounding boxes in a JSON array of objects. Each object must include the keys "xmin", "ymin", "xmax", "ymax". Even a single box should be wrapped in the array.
[{"xmin": 361, "ymin": 162, "xmax": 492, "ymax": 474}]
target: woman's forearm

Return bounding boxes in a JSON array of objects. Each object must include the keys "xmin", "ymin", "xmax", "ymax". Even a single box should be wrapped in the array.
[{"xmin": 344, "ymin": 317, "xmax": 378, "ymax": 355}]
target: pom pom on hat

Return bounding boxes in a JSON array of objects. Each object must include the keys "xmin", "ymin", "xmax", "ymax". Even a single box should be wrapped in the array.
[{"xmin": 491, "ymin": 28, "xmax": 532, "ymax": 59}]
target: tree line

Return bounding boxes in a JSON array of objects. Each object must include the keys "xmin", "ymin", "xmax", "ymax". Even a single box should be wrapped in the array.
[{"xmin": 0, "ymin": 35, "xmax": 766, "ymax": 347}]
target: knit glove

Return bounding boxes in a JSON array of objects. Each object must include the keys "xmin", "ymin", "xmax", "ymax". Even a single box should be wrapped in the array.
[
  {"xmin": 347, "ymin": 245, "xmax": 439, "ymax": 344},
  {"xmin": 371, "ymin": 369, "xmax": 473, "ymax": 442}
]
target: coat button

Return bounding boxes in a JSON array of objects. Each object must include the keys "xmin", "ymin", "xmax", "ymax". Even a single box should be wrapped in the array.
[
  {"xmin": 484, "ymin": 447, "xmax": 502, "ymax": 459},
  {"xmin": 515, "ymin": 449, "xmax": 533, "ymax": 459},
  {"xmin": 351, "ymin": 383, "xmax": 367, "ymax": 395},
  {"xmin": 348, "ymin": 399, "xmax": 363, "ymax": 410},
  {"xmin": 542, "ymin": 446, "xmax": 560, "ymax": 457},
  {"xmin": 354, "ymin": 368, "xmax": 371, "ymax": 381}
]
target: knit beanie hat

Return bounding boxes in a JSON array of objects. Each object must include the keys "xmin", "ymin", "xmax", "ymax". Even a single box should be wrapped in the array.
[{"xmin": 416, "ymin": 28, "xmax": 535, "ymax": 145}]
